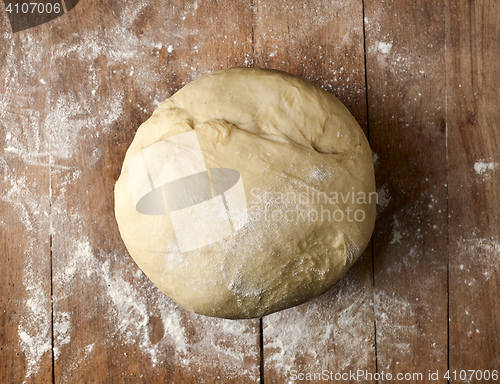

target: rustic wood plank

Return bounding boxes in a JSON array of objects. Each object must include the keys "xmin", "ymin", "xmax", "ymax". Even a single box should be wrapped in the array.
[
  {"xmin": 364, "ymin": 0, "xmax": 448, "ymax": 379},
  {"xmin": 47, "ymin": 0, "xmax": 260, "ymax": 383},
  {"xmin": 0, "ymin": 23, "xmax": 53, "ymax": 383},
  {"xmin": 254, "ymin": 1, "xmax": 377, "ymax": 382},
  {"xmin": 446, "ymin": 0, "xmax": 500, "ymax": 378}
]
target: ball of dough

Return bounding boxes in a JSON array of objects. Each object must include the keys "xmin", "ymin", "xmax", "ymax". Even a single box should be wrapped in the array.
[{"xmin": 115, "ymin": 68, "xmax": 375, "ymax": 319}]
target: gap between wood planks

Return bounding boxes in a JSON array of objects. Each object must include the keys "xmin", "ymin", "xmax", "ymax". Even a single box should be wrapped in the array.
[
  {"xmin": 361, "ymin": 0, "xmax": 380, "ymax": 378},
  {"xmin": 444, "ymin": 0, "xmax": 451, "ymax": 377},
  {"xmin": 50, "ymin": 233, "xmax": 55, "ymax": 384}
]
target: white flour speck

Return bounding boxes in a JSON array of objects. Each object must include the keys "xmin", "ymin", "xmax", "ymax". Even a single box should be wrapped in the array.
[
  {"xmin": 390, "ymin": 217, "xmax": 403, "ymax": 245},
  {"xmin": 474, "ymin": 160, "xmax": 497, "ymax": 177},
  {"xmin": 53, "ymin": 312, "xmax": 72, "ymax": 360},
  {"xmin": 375, "ymin": 41, "xmax": 393, "ymax": 54},
  {"xmin": 376, "ymin": 184, "xmax": 391, "ymax": 213}
]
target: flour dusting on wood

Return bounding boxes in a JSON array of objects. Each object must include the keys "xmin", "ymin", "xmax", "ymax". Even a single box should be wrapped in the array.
[
  {"xmin": 1, "ymin": 162, "xmax": 51, "ymax": 381},
  {"xmin": 474, "ymin": 160, "xmax": 498, "ymax": 178},
  {"xmin": 52, "ymin": 237, "xmax": 259, "ymax": 381},
  {"xmin": 264, "ymin": 272, "xmax": 375, "ymax": 376}
]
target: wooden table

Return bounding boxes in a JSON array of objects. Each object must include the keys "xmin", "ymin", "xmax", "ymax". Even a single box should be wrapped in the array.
[{"xmin": 1, "ymin": 0, "xmax": 498, "ymax": 383}]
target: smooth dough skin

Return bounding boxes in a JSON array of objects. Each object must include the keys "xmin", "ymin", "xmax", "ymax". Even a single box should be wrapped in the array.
[{"xmin": 115, "ymin": 68, "xmax": 376, "ymax": 319}]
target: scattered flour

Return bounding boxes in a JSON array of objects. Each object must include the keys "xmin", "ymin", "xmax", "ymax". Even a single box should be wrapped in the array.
[
  {"xmin": 389, "ymin": 217, "xmax": 403, "ymax": 245},
  {"xmin": 51, "ymin": 237, "xmax": 259, "ymax": 381},
  {"xmin": 53, "ymin": 312, "xmax": 71, "ymax": 360},
  {"xmin": 455, "ymin": 236, "xmax": 500, "ymax": 344},
  {"xmin": 457, "ymin": 236, "xmax": 500, "ymax": 269},
  {"xmin": 373, "ymin": 289, "xmax": 444, "ymax": 368},
  {"xmin": 1, "ymin": 166, "xmax": 51, "ymax": 381},
  {"xmin": 264, "ymin": 274, "xmax": 374, "ymax": 376},
  {"xmin": 375, "ymin": 41, "xmax": 393, "ymax": 54}
]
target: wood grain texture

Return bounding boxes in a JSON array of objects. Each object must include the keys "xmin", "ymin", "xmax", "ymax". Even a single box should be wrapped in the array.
[
  {"xmin": 253, "ymin": 1, "xmax": 377, "ymax": 382},
  {"xmin": 364, "ymin": 0, "xmax": 448, "ymax": 379},
  {"xmin": 0, "ymin": 23, "xmax": 53, "ymax": 383},
  {"xmin": 446, "ymin": 0, "xmax": 500, "ymax": 377}
]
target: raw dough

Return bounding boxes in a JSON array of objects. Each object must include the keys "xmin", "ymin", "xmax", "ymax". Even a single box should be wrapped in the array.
[{"xmin": 114, "ymin": 68, "xmax": 376, "ymax": 319}]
